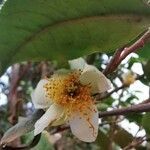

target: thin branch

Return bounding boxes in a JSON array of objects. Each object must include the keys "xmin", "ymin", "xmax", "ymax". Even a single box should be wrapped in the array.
[
  {"xmin": 95, "ymin": 85, "xmax": 127, "ymax": 101},
  {"xmin": 118, "ymin": 29, "xmax": 150, "ymax": 63},
  {"xmin": 99, "ymin": 99, "xmax": 150, "ymax": 118},
  {"xmin": 103, "ymin": 45, "xmax": 126, "ymax": 76},
  {"xmin": 123, "ymin": 136, "xmax": 146, "ymax": 150},
  {"xmin": 95, "ymin": 74, "xmax": 143, "ymax": 101},
  {"xmin": 103, "ymin": 29, "xmax": 150, "ymax": 76},
  {"xmin": 8, "ymin": 62, "xmax": 31, "ymax": 124}
]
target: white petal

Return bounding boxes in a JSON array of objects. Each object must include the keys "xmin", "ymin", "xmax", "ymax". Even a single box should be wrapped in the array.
[
  {"xmin": 31, "ymin": 79, "xmax": 51, "ymax": 109},
  {"xmin": 68, "ymin": 57, "xmax": 86, "ymax": 70},
  {"xmin": 51, "ymin": 113, "xmax": 68, "ymax": 126},
  {"xmin": 34, "ymin": 104, "xmax": 63, "ymax": 135},
  {"xmin": 69, "ymin": 105, "xmax": 99, "ymax": 142},
  {"xmin": 80, "ymin": 64, "xmax": 111, "ymax": 94}
]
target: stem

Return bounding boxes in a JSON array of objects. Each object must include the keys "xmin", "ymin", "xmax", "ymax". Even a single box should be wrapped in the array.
[
  {"xmin": 99, "ymin": 100, "xmax": 150, "ymax": 118},
  {"xmin": 95, "ymin": 85, "xmax": 126, "ymax": 101},
  {"xmin": 95, "ymin": 75, "xmax": 143, "ymax": 101},
  {"xmin": 103, "ymin": 29, "xmax": 150, "ymax": 76}
]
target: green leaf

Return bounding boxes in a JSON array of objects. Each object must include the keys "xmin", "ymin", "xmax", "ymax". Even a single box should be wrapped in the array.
[
  {"xmin": 142, "ymin": 113, "xmax": 150, "ymax": 135},
  {"xmin": 113, "ymin": 127, "xmax": 133, "ymax": 148},
  {"xmin": 0, "ymin": 110, "xmax": 44, "ymax": 145},
  {"xmin": 96, "ymin": 129, "xmax": 110, "ymax": 150},
  {"xmin": 22, "ymin": 132, "xmax": 54, "ymax": 150},
  {"xmin": 97, "ymin": 103, "xmax": 109, "ymax": 111},
  {"xmin": 138, "ymin": 43, "xmax": 150, "ymax": 60},
  {"xmin": 0, "ymin": 0, "xmax": 150, "ymax": 75},
  {"xmin": 126, "ymin": 114, "xmax": 143, "ymax": 125},
  {"xmin": 32, "ymin": 133, "xmax": 54, "ymax": 150},
  {"xmin": 96, "ymin": 127, "xmax": 133, "ymax": 149}
]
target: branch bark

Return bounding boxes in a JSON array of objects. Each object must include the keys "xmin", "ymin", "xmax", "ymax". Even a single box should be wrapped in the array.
[
  {"xmin": 103, "ymin": 29, "xmax": 150, "ymax": 76},
  {"xmin": 8, "ymin": 62, "xmax": 31, "ymax": 124},
  {"xmin": 99, "ymin": 99, "xmax": 150, "ymax": 118},
  {"xmin": 7, "ymin": 63, "xmax": 31, "ymax": 147},
  {"xmin": 95, "ymin": 74, "xmax": 143, "ymax": 101},
  {"xmin": 95, "ymin": 85, "xmax": 127, "ymax": 101}
]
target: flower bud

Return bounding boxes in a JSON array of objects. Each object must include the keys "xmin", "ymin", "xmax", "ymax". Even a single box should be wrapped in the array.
[{"xmin": 122, "ymin": 71, "xmax": 137, "ymax": 86}]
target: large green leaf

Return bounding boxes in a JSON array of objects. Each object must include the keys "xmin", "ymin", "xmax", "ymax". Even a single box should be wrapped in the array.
[{"xmin": 0, "ymin": 0, "xmax": 150, "ymax": 75}]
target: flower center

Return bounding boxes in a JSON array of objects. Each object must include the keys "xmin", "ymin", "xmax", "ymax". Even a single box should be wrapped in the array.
[
  {"xmin": 44, "ymin": 71, "xmax": 96, "ymax": 115},
  {"xmin": 66, "ymin": 82, "xmax": 79, "ymax": 97}
]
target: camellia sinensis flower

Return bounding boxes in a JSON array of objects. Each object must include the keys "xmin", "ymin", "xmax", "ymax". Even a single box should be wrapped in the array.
[
  {"xmin": 122, "ymin": 71, "xmax": 137, "ymax": 86},
  {"xmin": 31, "ymin": 58, "xmax": 111, "ymax": 142}
]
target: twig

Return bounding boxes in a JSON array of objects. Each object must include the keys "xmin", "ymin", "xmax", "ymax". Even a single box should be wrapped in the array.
[
  {"xmin": 7, "ymin": 63, "xmax": 31, "ymax": 147},
  {"xmin": 103, "ymin": 29, "xmax": 150, "ymax": 76},
  {"xmin": 99, "ymin": 99, "xmax": 150, "ymax": 118},
  {"xmin": 95, "ymin": 85, "xmax": 127, "ymax": 101},
  {"xmin": 103, "ymin": 45, "xmax": 126, "ymax": 76},
  {"xmin": 123, "ymin": 136, "xmax": 146, "ymax": 150},
  {"xmin": 8, "ymin": 62, "xmax": 31, "ymax": 124},
  {"xmin": 95, "ymin": 74, "xmax": 143, "ymax": 101}
]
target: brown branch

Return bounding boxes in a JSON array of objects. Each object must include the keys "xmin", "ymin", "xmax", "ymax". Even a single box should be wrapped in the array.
[
  {"xmin": 95, "ymin": 74, "xmax": 143, "ymax": 101},
  {"xmin": 103, "ymin": 45, "xmax": 126, "ymax": 76},
  {"xmin": 99, "ymin": 99, "xmax": 150, "ymax": 118},
  {"xmin": 103, "ymin": 29, "xmax": 150, "ymax": 76},
  {"xmin": 123, "ymin": 136, "xmax": 146, "ymax": 150},
  {"xmin": 8, "ymin": 62, "xmax": 31, "ymax": 124},
  {"xmin": 7, "ymin": 62, "xmax": 31, "ymax": 147},
  {"xmin": 118, "ymin": 29, "xmax": 150, "ymax": 63},
  {"xmin": 95, "ymin": 84, "xmax": 127, "ymax": 101},
  {"xmin": 9, "ymin": 62, "xmax": 31, "ymax": 94},
  {"xmin": 40, "ymin": 61, "xmax": 55, "ymax": 78}
]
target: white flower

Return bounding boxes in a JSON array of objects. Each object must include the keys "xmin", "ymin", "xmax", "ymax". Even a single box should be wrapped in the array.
[{"xmin": 32, "ymin": 57, "xmax": 111, "ymax": 142}]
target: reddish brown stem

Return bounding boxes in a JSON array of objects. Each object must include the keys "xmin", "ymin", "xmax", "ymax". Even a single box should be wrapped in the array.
[
  {"xmin": 7, "ymin": 62, "xmax": 31, "ymax": 147},
  {"xmin": 99, "ymin": 100, "xmax": 150, "ymax": 118},
  {"xmin": 103, "ymin": 29, "xmax": 150, "ymax": 76}
]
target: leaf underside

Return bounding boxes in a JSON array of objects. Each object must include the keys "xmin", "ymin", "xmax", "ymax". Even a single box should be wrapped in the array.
[
  {"xmin": 0, "ymin": 110, "xmax": 44, "ymax": 145},
  {"xmin": 0, "ymin": 0, "xmax": 150, "ymax": 75}
]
